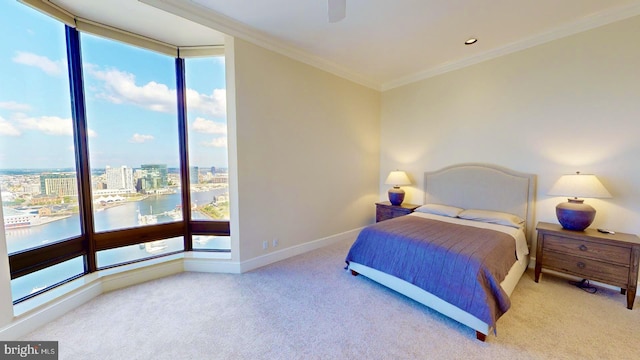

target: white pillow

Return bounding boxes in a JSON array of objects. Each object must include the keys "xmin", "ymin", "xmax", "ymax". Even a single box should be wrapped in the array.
[
  {"xmin": 415, "ymin": 203, "xmax": 464, "ymax": 218},
  {"xmin": 458, "ymin": 209, "xmax": 524, "ymax": 229}
]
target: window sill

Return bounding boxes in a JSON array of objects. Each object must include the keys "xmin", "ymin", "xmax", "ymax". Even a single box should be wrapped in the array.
[{"xmin": 12, "ymin": 252, "xmax": 228, "ymax": 317}]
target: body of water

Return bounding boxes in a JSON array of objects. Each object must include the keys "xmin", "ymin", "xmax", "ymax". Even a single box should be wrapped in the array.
[
  {"xmin": 6, "ymin": 188, "xmax": 229, "ymax": 301},
  {"xmin": 5, "ymin": 189, "xmax": 226, "ymax": 254}
]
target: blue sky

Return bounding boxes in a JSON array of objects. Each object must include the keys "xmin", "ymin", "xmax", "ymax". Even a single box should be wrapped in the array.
[{"xmin": 0, "ymin": 1, "xmax": 227, "ymax": 170}]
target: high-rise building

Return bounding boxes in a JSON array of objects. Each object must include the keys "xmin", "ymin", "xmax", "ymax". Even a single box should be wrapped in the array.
[
  {"xmin": 136, "ymin": 164, "xmax": 168, "ymax": 193},
  {"xmin": 40, "ymin": 173, "xmax": 78, "ymax": 197},
  {"xmin": 189, "ymin": 166, "xmax": 199, "ymax": 184},
  {"xmin": 105, "ymin": 165, "xmax": 134, "ymax": 190}
]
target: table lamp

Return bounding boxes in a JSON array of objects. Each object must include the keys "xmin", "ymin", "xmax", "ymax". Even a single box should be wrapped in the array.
[
  {"xmin": 548, "ymin": 172, "xmax": 612, "ymax": 231},
  {"xmin": 385, "ymin": 170, "xmax": 411, "ymax": 206}
]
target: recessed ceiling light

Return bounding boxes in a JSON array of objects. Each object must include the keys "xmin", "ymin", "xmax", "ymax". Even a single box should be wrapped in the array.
[{"xmin": 465, "ymin": 38, "xmax": 478, "ymax": 45}]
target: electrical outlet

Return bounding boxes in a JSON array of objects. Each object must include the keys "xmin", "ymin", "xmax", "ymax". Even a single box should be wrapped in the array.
[
  {"xmin": 272, "ymin": 238, "xmax": 279, "ymax": 247},
  {"xmin": 262, "ymin": 240, "xmax": 268, "ymax": 250}
]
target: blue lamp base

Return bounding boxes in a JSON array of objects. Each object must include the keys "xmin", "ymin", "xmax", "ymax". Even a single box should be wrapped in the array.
[
  {"xmin": 388, "ymin": 187, "xmax": 405, "ymax": 206},
  {"xmin": 556, "ymin": 198, "xmax": 596, "ymax": 231}
]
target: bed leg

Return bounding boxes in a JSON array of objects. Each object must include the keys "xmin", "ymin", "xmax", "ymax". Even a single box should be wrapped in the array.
[
  {"xmin": 350, "ymin": 270, "xmax": 359, "ymax": 276},
  {"xmin": 476, "ymin": 331, "xmax": 487, "ymax": 342}
]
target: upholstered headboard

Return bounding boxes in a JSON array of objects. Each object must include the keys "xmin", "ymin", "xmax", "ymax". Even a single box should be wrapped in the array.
[{"xmin": 424, "ymin": 163, "xmax": 537, "ymax": 243}]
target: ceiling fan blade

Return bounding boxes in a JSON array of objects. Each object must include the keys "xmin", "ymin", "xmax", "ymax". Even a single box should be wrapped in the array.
[{"xmin": 328, "ymin": 0, "xmax": 346, "ymax": 23}]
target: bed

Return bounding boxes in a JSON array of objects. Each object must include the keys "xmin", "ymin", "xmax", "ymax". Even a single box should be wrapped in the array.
[{"xmin": 345, "ymin": 163, "xmax": 536, "ymax": 341}]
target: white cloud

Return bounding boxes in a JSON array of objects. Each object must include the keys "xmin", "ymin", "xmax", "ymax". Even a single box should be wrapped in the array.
[
  {"xmin": 186, "ymin": 88, "xmax": 226, "ymax": 118},
  {"xmin": 86, "ymin": 66, "xmax": 226, "ymax": 117},
  {"xmin": 12, "ymin": 51, "xmax": 65, "ymax": 76},
  {"xmin": 201, "ymin": 137, "xmax": 227, "ymax": 148},
  {"xmin": 0, "ymin": 116, "xmax": 21, "ymax": 136},
  {"xmin": 16, "ymin": 115, "xmax": 96, "ymax": 137},
  {"xmin": 88, "ymin": 67, "xmax": 176, "ymax": 113},
  {"xmin": 0, "ymin": 101, "xmax": 31, "ymax": 112},
  {"xmin": 18, "ymin": 115, "xmax": 73, "ymax": 136},
  {"xmin": 130, "ymin": 133, "xmax": 154, "ymax": 143},
  {"xmin": 191, "ymin": 117, "xmax": 226, "ymax": 134}
]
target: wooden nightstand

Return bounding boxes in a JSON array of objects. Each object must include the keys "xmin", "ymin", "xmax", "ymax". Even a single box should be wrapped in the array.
[
  {"xmin": 375, "ymin": 202, "xmax": 419, "ymax": 222},
  {"xmin": 535, "ymin": 221, "xmax": 640, "ymax": 309}
]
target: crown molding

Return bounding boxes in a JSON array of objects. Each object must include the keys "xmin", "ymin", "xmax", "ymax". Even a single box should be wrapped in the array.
[
  {"xmin": 382, "ymin": 2, "xmax": 640, "ymax": 91},
  {"xmin": 141, "ymin": 0, "xmax": 381, "ymax": 90},
  {"xmin": 143, "ymin": 0, "xmax": 640, "ymax": 93}
]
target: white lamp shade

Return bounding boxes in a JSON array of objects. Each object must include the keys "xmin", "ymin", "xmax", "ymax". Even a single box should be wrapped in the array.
[
  {"xmin": 548, "ymin": 173, "xmax": 611, "ymax": 199},
  {"xmin": 385, "ymin": 171, "xmax": 411, "ymax": 186}
]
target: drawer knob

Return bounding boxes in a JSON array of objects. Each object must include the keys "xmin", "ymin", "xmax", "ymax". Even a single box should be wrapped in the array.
[
  {"xmin": 577, "ymin": 262, "xmax": 586, "ymax": 269},
  {"xmin": 579, "ymin": 245, "xmax": 588, "ymax": 251}
]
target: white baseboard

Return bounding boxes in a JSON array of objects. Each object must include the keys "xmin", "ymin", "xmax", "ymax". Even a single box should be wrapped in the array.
[
  {"xmin": 0, "ymin": 259, "xmax": 184, "ymax": 340},
  {"xmin": 100, "ymin": 259, "xmax": 184, "ymax": 293},
  {"xmin": 0, "ymin": 280, "xmax": 102, "ymax": 341},
  {"xmin": 184, "ymin": 257, "xmax": 241, "ymax": 274},
  {"xmin": 238, "ymin": 228, "xmax": 361, "ymax": 273},
  {"xmin": 184, "ymin": 229, "xmax": 361, "ymax": 275},
  {"xmin": 0, "ymin": 228, "xmax": 361, "ymax": 340}
]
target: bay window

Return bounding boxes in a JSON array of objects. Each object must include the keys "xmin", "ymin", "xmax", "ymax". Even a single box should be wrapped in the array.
[{"xmin": 0, "ymin": 1, "xmax": 230, "ymax": 303}]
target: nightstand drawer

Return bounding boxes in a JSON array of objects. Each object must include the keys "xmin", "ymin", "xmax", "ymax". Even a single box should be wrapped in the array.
[
  {"xmin": 376, "ymin": 207, "xmax": 398, "ymax": 222},
  {"xmin": 535, "ymin": 221, "xmax": 640, "ymax": 310},
  {"xmin": 544, "ymin": 235, "xmax": 631, "ymax": 265},
  {"xmin": 375, "ymin": 202, "xmax": 419, "ymax": 222},
  {"xmin": 543, "ymin": 250, "xmax": 629, "ymax": 286}
]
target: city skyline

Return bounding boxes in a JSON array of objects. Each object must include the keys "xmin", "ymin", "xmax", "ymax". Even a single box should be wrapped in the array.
[
  {"xmin": 0, "ymin": 165, "xmax": 228, "ymax": 172},
  {"xmin": 0, "ymin": 1, "xmax": 228, "ymax": 170}
]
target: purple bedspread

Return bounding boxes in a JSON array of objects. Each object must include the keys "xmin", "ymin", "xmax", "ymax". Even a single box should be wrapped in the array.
[{"xmin": 345, "ymin": 215, "xmax": 517, "ymax": 328}]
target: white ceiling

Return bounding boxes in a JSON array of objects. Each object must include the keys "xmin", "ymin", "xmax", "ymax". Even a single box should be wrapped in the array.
[
  {"xmin": 50, "ymin": 0, "xmax": 640, "ymax": 90},
  {"xmin": 51, "ymin": 0, "xmax": 226, "ymax": 46}
]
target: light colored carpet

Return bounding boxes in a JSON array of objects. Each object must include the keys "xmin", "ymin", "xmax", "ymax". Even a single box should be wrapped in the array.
[{"xmin": 22, "ymin": 238, "xmax": 640, "ymax": 359}]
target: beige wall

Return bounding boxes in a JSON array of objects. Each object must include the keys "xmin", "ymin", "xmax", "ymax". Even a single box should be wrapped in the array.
[
  {"xmin": 232, "ymin": 39, "xmax": 381, "ymax": 261},
  {"xmin": 381, "ymin": 15, "xmax": 640, "ymax": 239}
]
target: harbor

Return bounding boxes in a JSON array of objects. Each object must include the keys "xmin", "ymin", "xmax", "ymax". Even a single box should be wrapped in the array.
[{"xmin": 3, "ymin": 188, "xmax": 228, "ymax": 254}]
